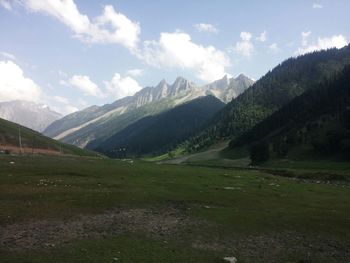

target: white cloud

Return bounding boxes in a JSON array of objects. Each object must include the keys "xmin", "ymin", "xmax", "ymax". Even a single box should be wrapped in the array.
[
  {"xmin": 59, "ymin": 79, "xmax": 68, "ymax": 86},
  {"xmin": 54, "ymin": 104, "xmax": 78, "ymax": 115},
  {"xmin": 21, "ymin": 0, "xmax": 140, "ymax": 51},
  {"xmin": 193, "ymin": 23, "xmax": 218, "ymax": 34},
  {"xmin": 63, "ymin": 105, "xmax": 78, "ymax": 114},
  {"xmin": 0, "ymin": 60, "xmax": 42, "ymax": 102},
  {"xmin": 53, "ymin": 95, "xmax": 69, "ymax": 104},
  {"xmin": 126, "ymin": 68, "xmax": 143, "ymax": 77},
  {"xmin": 68, "ymin": 75, "xmax": 103, "ymax": 97},
  {"xmin": 58, "ymin": 70, "xmax": 67, "ymax": 77},
  {"xmin": 256, "ymin": 31, "xmax": 267, "ymax": 42},
  {"xmin": 0, "ymin": 52, "xmax": 16, "ymax": 60},
  {"xmin": 269, "ymin": 43, "xmax": 281, "ymax": 53},
  {"xmin": 104, "ymin": 73, "xmax": 142, "ymax": 100},
  {"xmin": 240, "ymin": 31, "xmax": 252, "ymax": 41},
  {"xmin": 0, "ymin": 0, "xmax": 11, "ymax": 10},
  {"xmin": 141, "ymin": 31, "xmax": 230, "ymax": 82},
  {"xmin": 51, "ymin": 95, "xmax": 78, "ymax": 115},
  {"xmin": 297, "ymin": 32, "xmax": 348, "ymax": 55},
  {"xmin": 234, "ymin": 31, "xmax": 254, "ymax": 57},
  {"xmin": 94, "ymin": 5, "xmax": 141, "ymax": 51},
  {"xmin": 301, "ymin": 31, "xmax": 311, "ymax": 46},
  {"xmin": 77, "ymin": 98, "xmax": 88, "ymax": 108},
  {"xmin": 312, "ymin": 3, "xmax": 323, "ymax": 9}
]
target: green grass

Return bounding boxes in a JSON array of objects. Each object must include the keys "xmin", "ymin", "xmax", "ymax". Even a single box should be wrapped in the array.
[
  {"xmin": 1, "ymin": 155, "xmax": 349, "ymax": 262},
  {"xmin": 0, "ymin": 235, "xmax": 222, "ymax": 263},
  {"xmin": 0, "ymin": 118, "xmax": 98, "ymax": 156},
  {"xmin": 143, "ymin": 145, "xmax": 187, "ymax": 162}
]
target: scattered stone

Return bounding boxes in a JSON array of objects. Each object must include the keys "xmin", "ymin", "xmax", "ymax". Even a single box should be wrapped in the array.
[
  {"xmin": 223, "ymin": 187, "xmax": 241, "ymax": 190},
  {"xmin": 223, "ymin": 256, "xmax": 237, "ymax": 263}
]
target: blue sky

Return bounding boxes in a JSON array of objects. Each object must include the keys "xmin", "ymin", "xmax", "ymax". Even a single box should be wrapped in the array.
[{"xmin": 0, "ymin": 0, "xmax": 349, "ymax": 115}]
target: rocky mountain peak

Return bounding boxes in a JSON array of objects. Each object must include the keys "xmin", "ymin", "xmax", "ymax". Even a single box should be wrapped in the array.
[{"xmin": 0, "ymin": 100, "xmax": 62, "ymax": 132}]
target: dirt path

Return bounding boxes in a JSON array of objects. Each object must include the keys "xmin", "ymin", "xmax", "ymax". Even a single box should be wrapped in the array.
[
  {"xmin": 1, "ymin": 206, "xmax": 349, "ymax": 261},
  {"xmin": 0, "ymin": 207, "xmax": 192, "ymax": 251}
]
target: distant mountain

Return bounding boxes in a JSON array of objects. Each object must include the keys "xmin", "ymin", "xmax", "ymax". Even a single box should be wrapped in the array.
[
  {"xmin": 94, "ymin": 95, "xmax": 225, "ymax": 157},
  {"xmin": 0, "ymin": 100, "xmax": 62, "ymax": 132},
  {"xmin": 230, "ymin": 65, "xmax": 350, "ymax": 159},
  {"xmin": 202, "ymin": 74, "xmax": 254, "ymax": 103},
  {"xmin": 185, "ymin": 44, "xmax": 350, "ymax": 152},
  {"xmin": 0, "ymin": 117, "xmax": 96, "ymax": 156},
  {"xmin": 44, "ymin": 75, "xmax": 253, "ymax": 148}
]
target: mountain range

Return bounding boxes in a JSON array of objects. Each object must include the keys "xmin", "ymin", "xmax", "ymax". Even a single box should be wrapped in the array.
[
  {"xmin": 185, "ymin": 44, "xmax": 350, "ymax": 153},
  {"xmin": 43, "ymin": 74, "xmax": 254, "ymax": 148},
  {"xmin": 0, "ymin": 100, "xmax": 62, "ymax": 132},
  {"xmin": 95, "ymin": 95, "xmax": 225, "ymax": 157},
  {"xmin": 1, "ymin": 45, "xmax": 350, "ymax": 161}
]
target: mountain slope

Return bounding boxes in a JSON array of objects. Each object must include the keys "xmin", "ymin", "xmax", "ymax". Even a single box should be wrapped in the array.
[
  {"xmin": 94, "ymin": 95, "xmax": 225, "ymax": 157},
  {"xmin": 0, "ymin": 117, "xmax": 96, "ymax": 156},
  {"xmin": 0, "ymin": 100, "xmax": 62, "ymax": 132},
  {"xmin": 202, "ymin": 74, "xmax": 254, "ymax": 103},
  {"xmin": 186, "ymin": 45, "xmax": 350, "ymax": 152},
  {"xmin": 44, "ymin": 75, "xmax": 253, "ymax": 148},
  {"xmin": 230, "ymin": 65, "xmax": 350, "ymax": 159}
]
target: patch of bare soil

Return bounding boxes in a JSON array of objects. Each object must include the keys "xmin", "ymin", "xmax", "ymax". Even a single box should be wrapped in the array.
[
  {"xmin": 192, "ymin": 231, "xmax": 350, "ymax": 262},
  {"xmin": 0, "ymin": 145, "xmax": 60, "ymax": 155},
  {"xmin": 0, "ymin": 207, "xmax": 193, "ymax": 251}
]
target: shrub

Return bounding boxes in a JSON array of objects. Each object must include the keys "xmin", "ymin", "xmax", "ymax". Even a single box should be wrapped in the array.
[{"xmin": 249, "ymin": 141, "xmax": 270, "ymax": 165}]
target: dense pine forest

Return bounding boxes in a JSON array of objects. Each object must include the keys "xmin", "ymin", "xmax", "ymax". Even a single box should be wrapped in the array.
[
  {"xmin": 185, "ymin": 45, "xmax": 350, "ymax": 152},
  {"xmin": 230, "ymin": 65, "xmax": 350, "ymax": 160}
]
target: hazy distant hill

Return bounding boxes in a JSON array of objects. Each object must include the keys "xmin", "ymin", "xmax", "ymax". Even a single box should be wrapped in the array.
[{"xmin": 0, "ymin": 100, "xmax": 62, "ymax": 132}]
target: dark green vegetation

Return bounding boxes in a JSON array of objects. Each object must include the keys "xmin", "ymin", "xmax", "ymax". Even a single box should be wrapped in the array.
[
  {"xmin": 0, "ymin": 117, "xmax": 95, "ymax": 156},
  {"xmin": 186, "ymin": 44, "xmax": 350, "ymax": 152},
  {"xmin": 1, "ymin": 155, "xmax": 349, "ymax": 262},
  {"xmin": 56, "ymin": 97, "xmax": 181, "ymax": 149},
  {"xmin": 249, "ymin": 141, "xmax": 269, "ymax": 165},
  {"xmin": 43, "ymin": 75, "xmax": 253, "ymax": 149},
  {"xmin": 230, "ymin": 66, "xmax": 350, "ymax": 161},
  {"xmin": 95, "ymin": 96, "xmax": 225, "ymax": 157}
]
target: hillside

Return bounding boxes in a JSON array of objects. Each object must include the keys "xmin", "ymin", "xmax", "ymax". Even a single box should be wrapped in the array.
[
  {"xmin": 230, "ymin": 65, "xmax": 350, "ymax": 160},
  {"xmin": 94, "ymin": 95, "xmax": 225, "ymax": 157},
  {"xmin": 0, "ymin": 117, "xmax": 96, "ymax": 156},
  {"xmin": 43, "ymin": 75, "xmax": 253, "ymax": 148},
  {"xmin": 185, "ymin": 45, "xmax": 350, "ymax": 152}
]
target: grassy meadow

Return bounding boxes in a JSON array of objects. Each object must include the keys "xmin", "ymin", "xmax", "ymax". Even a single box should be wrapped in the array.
[{"xmin": 0, "ymin": 155, "xmax": 349, "ymax": 262}]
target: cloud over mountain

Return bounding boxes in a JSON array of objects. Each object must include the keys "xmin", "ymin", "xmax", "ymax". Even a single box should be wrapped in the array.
[
  {"xmin": 141, "ymin": 31, "xmax": 230, "ymax": 82},
  {"xmin": 297, "ymin": 32, "xmax": 348, "ymax": 55},
  {"xmin": 0, "ymin": 60, "xmax": 42, "ymax": 102}
]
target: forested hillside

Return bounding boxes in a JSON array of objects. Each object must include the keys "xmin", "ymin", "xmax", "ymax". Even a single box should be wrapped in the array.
[
  {"xmin": 95, "ymin": 96, "xmax": 225, "ymax": 157},
  {"xmin": 230, "ymin": 65, "xmax": 350, "ymax": 159},
  {"xmin": 185, "ymin": 45, "xmax": 350, "ymax": 152}
]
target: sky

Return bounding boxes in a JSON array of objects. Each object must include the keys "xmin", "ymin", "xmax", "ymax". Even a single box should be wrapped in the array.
[{"xmin": 0, "ymin": 0, "xmax": 349, "ymax": 115}]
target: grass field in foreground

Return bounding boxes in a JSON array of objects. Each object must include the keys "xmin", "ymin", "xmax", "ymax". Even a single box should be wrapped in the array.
[{"xmin": 0, "ymin": 155, "xmax": 349, "ymax": 262}]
